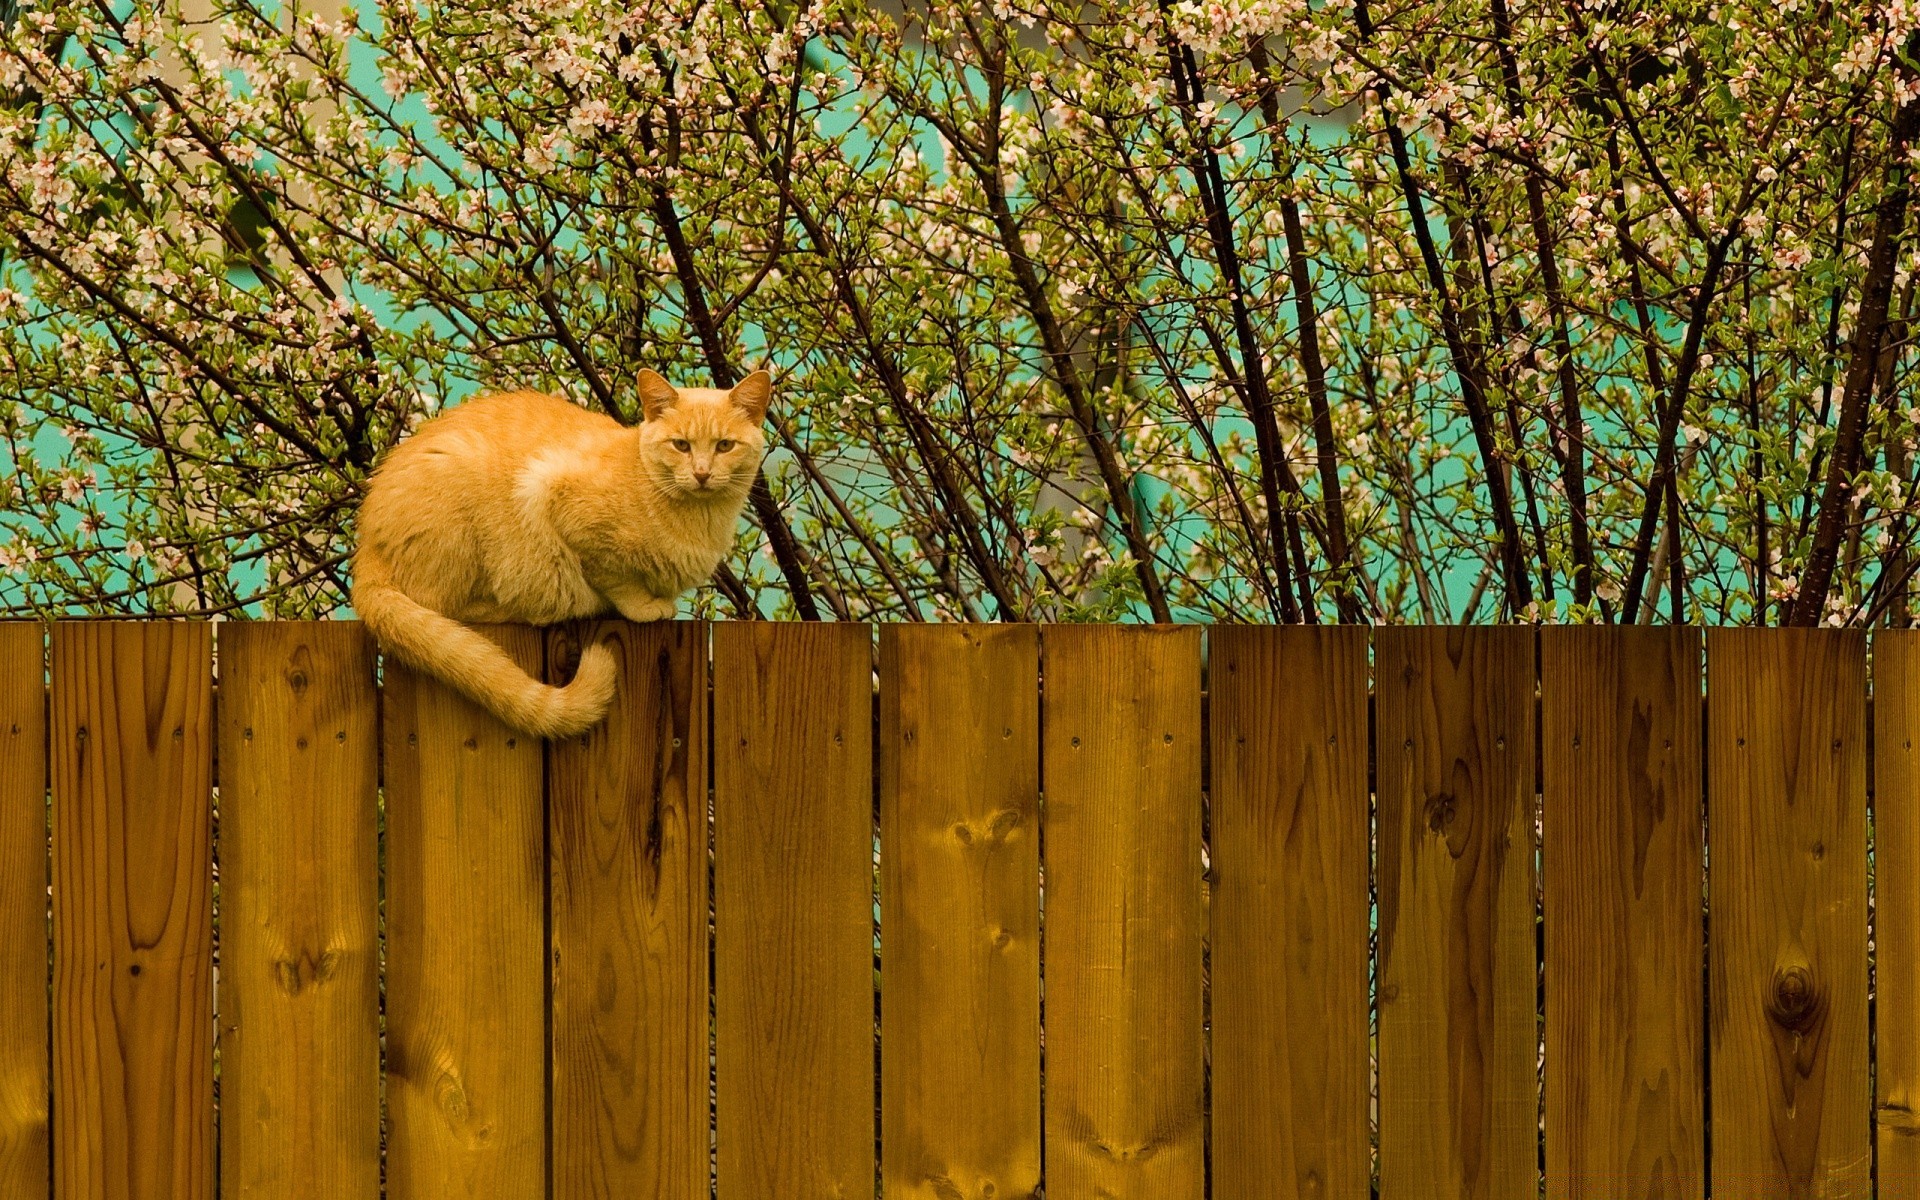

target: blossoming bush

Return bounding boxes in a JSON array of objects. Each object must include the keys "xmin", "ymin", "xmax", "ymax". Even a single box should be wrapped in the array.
[{"xmin": 2, "ymin": 0, "xmax": 1917, "ymax": 624}]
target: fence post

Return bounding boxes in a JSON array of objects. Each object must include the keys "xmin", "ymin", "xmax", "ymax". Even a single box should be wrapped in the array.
[
  {"xmin": 1707, "ymin": 629, "xmax": 1869, "ymax": 1197},
  {"xmin": 1210, "ymin": 625, "xmax": 1370, "ymax": 1200},
  {"xmin": 1375, "ymin": 626, "xmax": 1537, "ymax": 1200},
  {"xmin": 0, "ymin": 622, "xmax": 47, "ymax": 1198},
  {"xmin": 1040, "ymin": 624, "xmax": 1204, "ymax": 1199},
  {"xmin": 713, "ymin": 622, "xmax": 875, "ymax": 1199},
  {"xmin": 1877, "ymin": 630, "xmax": 1920, "ymax": 1182},
  {"xmin": 216, "ymin": 621, "xmax": 380, "ymax": 1200},
  {"xmin": 383, "ymin": 626, "xmax": 548, "ymax": 1199},
  {"xmin": 548, "ymin": 620, "xmax": 709, "ymax": 1200},
  {"xmin": 51, "ymin": 621, "xmax": 214, "ymax": 1200},
  {"xmin": 1540, "ymin": 627, "xmax": 1703, "ymax": 1198},
  {"xmin": 879, "ymin": 624, "xmax": 1040, "ymax": 1200}
]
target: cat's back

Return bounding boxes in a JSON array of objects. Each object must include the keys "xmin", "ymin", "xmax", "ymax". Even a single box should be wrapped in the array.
[
  {"xmin": 395, "ymin": 390, "xmax": 615, "ymax": 460},
  {"xmin": 363, "ymin": 390, "xmax": 618, "ymax": 528},
  {"xmin": 372, "ymin": 391, "xmax": 613, "ymax": 483}
]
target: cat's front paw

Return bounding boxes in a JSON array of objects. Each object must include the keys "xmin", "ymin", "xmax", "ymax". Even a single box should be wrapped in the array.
[{"xmin": 616, "ymin": 595, "xmax": 678, "ymax": 623}]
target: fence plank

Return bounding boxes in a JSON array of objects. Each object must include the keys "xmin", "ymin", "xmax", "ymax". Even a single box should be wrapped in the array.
[
  {"xmin": 1707, "ymin": 629, "xmax": 1870, "ymax": 1197},
  {"xmin": 216, "ymin": 622, "xmax": 380, "ymax": 1200},
  {"xmin": 1539, "ymin": 627, "xmax": 1703, "ymax": 1200},
  {"xmin": 50, "ymin": 621, "xmax": 214, "ymax": 1200},
  {"xmin": 1881, "ymin": 632, "xmax": 1920, "ymax": 1189},
  {"xmin": 548, "ymin": 620, "xmax": 709, "ymax": 1200},
  {"xmin": 1209, "ymin": 625, "xmax": 1369, "ymax": 1200},
  {"xmin": 712, "ymin": 622, "xmax": 874, "ymax": 1199},
  {"xmin": 1041, "ymin": 624, "xmax": 1204, "ymax": 1199},
  {"xmin": 383, "ymin": 627, "xmax": 547, "ymax": 1200},
  {"xmin": 878, "ymin": 625, "xmax": 1040, "ymax": 1200},
  {"xmin": 1376, "ymin": 626, "xmax": 1536, "ymax": 1200},
  {"xmin": 0, "ymin": 623, "xmax": 46, "ymax": 1198}
]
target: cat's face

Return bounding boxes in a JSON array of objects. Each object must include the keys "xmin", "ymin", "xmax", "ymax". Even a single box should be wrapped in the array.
[{"xmin": 636, "ymin": 369, "xmax": 771, "ymax": 500}]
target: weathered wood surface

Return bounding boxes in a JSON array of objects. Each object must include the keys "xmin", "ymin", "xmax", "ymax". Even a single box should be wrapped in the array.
[
  {"xmin": 1209, "ymin": 625, "xmax": 1371, "ymax": 1200},
  {"xmin": 1375, "ymin": 626, "xmax": 1537, "ymax": 1200},
  {"xmin": 0, "ymin": 623, "xmax": 46, "ymax": 1197},
  {"xmin": 879, "ymin": 624, "xmax": 1041, "ymax": 1200},
  {"xmin": 548, "ymin": 620, "xmax": 710, "ymax": 1200},
  {"xmin": 383, "ymin": 626, "xmax": 548, "ymax": 1199},
  {"xmin": 713, "ymin": 622, "xmax": 875, "ymax": 1199},
  {"xmin": 1540, "ymin": 627, "xmax": 1703, "ymax": 1200},
  {"xmin": 1041, "ymin": 625, "xmax": 1205, "ymax": 1200},
  {"xmin": 1708, "ymin": 629, "xmax": 1870, "ymax": 1198},
  {"xmin": 217, "ymin": 622, "xmax": 381, "ymax": 1200},
  {"xmin": 51, "ymin": 621, "xmax": 214, "ymax": 1200},
  {"xmin": 6, "ymin": 619, "xmax": 1910, "ymax": 1200}
]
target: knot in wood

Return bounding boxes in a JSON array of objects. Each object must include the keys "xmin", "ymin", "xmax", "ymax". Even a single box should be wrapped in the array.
[
  {"xmin": 1424, "ymin": 791, "xmax": 1457, "ymax": 834},
  {"xmin": 1767, "ymin": 963, "xmax": 1821, "ymax": 1033}
]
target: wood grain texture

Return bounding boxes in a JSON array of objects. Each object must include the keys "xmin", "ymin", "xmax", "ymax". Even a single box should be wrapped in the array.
[
  {"xmin": 1540, "ymin": 627, "xmax": 1703, "ymax": 1200},
  {"xmin": 50, "ymin": 621, "xmax": 214, "ymax": 1200},
  {"xmin": 713, "ymin": 622, "xmax": 874, "ymax": 1199},
  {"xmin": 1208, "ymin": 625, "xmax": 1370, "ymax": 1200},
  {"xmin": 1375, "ymin": 626, "xmax": 1536, "ymax": 1200},
  {"xmin": 0, "ymin": 622, "xmax": 47, "ymax": 1197},
  {"xmin": 1879, "ymin": 631, "xmax": 1920, "ymax": 1188},
  {"xmin": 879, "ymin": 625, "xmax": 1040, "ymax": 1200},
  {"xmin": 217, "ymin": 622, "xmax": 380, "ymax": 1200},
  {"xmin": 1040, "ymin": 625, "xmax": 1204, "ymax": 1200},
  {"xmin": 383, "ymin": 626, "xmax": 547, "ymax": 1200},
  {"xmin": 1707, "ymin": 629, "xmax": 1870, "ymax": 1198},
  {"xmin": 548, "ymin": 620, "xmax": 709, "ymax": 1200}
]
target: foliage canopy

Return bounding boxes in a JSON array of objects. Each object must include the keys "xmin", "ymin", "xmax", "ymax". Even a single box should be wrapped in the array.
[{"xmin": 3, "ymin": 0, "xmax": 1919, "ymax": 624}]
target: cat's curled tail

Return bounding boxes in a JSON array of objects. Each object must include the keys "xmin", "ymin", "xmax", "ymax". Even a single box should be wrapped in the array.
[{"xmin": 353, "ymin": 560, "xmax": 618, "ymax": 738}]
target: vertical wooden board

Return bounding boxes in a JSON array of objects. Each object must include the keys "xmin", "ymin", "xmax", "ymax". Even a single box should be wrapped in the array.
[
  {"xmin": 1209, "ymin": 625, "xmax": 1370, "ymax": 1200},
  {"xmin": 1880, "ymin": 632, "xmax": 1920, "ymax": 1186},
  {"xmin": 217, "ymin": 622, "xmax": 380, "ymax": 1200},
  {"xmin": 1707, "ymin": 629, "xmax": 1869, "ymax": 1198},
  {"xmin": 712, "ymin": 622, "xmax": 874, "ymax": 1199},
  {"xmin": 383, "ymin": 626, "xmax": 547, "ymax": 1200},
  {"xmin": 1376, "ymin": 626, "xmax": 1536, "ymax": 1200},
  {"xmin": 879, "ymin": 625, "xmax": 1040, "ymax": 1200},
  {"xmin": 1539, "ymin": 627, "xmax": 1703, "ymax": 1200},
  {"xmin": 0, "ymin": 622, "xmax": 47, "ymax": 1197},
  {"xmin": 1040, "ymin": 624, "xmax": 1204, "ymax": 1199},
  {"xmin": 50, "ymin": 621, "xmax": 214, "ymax": 1200},
  {"xmin": 548, "ymin": 620, "xmax": 709, "ymax": 1200}
]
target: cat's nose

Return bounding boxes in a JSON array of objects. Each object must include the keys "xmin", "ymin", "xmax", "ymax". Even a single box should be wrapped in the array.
[{"xmin": 693, "ymin": 468, "xmax": 711, "ymax": 486}]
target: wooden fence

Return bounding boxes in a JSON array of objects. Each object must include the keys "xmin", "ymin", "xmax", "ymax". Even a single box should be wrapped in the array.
[{"xmin": 0, "ymin": 620, "xmax": 1911, "ymax": 1199}]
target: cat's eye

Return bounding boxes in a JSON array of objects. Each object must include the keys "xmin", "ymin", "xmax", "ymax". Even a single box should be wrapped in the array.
[
  {"xmin": 715, "ymin": 439, "xmax": 735, "ymax": 452},
  {"xmin": 672, "ymin": 439, "xmax": 691, "ymax": 452}
]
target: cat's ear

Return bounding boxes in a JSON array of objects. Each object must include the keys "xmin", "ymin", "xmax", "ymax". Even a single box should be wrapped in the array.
[
  {"xmin": 637, "ymin": 369, "xmax": 679, "ymax": 421},
  {"xmin": 730, "ymin": 370, "xmax": 772, "ymax": 424}
]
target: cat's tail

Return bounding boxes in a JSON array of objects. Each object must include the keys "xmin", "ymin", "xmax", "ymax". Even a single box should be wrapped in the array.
[{"xmin": 353, "ymin": 571, "xmax": 618, "ymax": 739}]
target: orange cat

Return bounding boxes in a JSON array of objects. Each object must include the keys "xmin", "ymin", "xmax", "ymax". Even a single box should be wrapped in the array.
[{"xmin": 353, "ymin": 369, "xmax": 771, "ymax": 736}]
